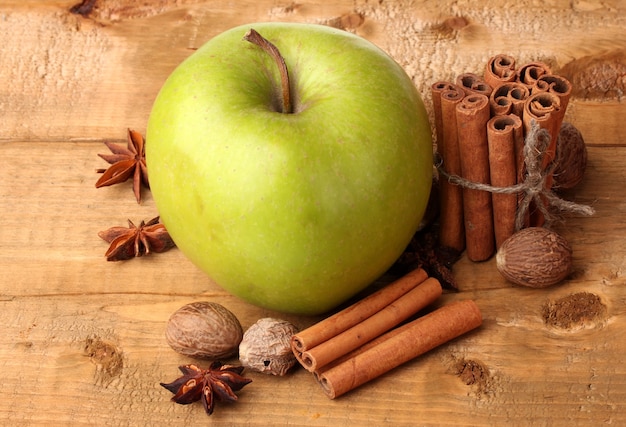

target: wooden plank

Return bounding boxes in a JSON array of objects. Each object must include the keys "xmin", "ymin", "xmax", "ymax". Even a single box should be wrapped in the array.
[
  {"xmin": 1, "ymin": 0, "xmax": 626, "ymax": 425},
  {"xmin": 1, "ymin": 140, "xmax": 625, "ymax": 424},
  {"xmin": 1, "ymin": 0, "xmax": 625, "ymax": 142}
]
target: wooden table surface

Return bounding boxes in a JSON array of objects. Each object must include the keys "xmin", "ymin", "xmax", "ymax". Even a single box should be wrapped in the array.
[{"xmin": 1, "ymin": 1, "xmax": 625, "ymax": 425}]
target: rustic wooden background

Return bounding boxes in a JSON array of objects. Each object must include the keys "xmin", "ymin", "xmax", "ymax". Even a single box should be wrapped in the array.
[{"xmin": 1, "ymin": 0, "xmax": 625, "ymax": 425}]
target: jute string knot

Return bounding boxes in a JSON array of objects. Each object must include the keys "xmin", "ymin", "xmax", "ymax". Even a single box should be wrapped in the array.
[{"xmin": 435, "ymin": 119, "xmax": 595, "ymax": 230}]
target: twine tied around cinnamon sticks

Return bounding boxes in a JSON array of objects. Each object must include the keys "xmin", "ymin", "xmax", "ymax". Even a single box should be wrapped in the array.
[
  {"xmin": 433, "ymin": 56, "xmax": 595, "ymax": 261},
  {"xmin": 436, "ymin": 119, "xmax": 595, "ymax": 231}
]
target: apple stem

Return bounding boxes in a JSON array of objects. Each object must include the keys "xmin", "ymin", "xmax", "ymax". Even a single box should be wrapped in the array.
[{"xmin": 243, "ymin": 29, "xmax": 293, "ymax": 114}]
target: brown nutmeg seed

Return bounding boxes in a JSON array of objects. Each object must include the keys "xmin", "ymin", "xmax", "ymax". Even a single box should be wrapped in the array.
[
  {"xmin": 239, "ymin": 318, "xmax": 299, "ymax": 376},
  {"xmin": 496, "ymin": 227, "xmax": 572, "ymax": 288},
  {"xmin": 165, "ymin": 301, "xmax": 243, "ymax": 359},
  {"xmin": 553, "ymin": 122, "xmax": 587, "ymax": 190}
]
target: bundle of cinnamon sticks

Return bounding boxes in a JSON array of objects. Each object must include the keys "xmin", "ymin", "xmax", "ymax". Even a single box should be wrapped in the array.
[
  {"xmin": 432, "ymin": 54, "xmax": 572, "ymax": 261},
  {"xmin": 291, "ymin": 268, "xmax": 482, "ymax": 399}
]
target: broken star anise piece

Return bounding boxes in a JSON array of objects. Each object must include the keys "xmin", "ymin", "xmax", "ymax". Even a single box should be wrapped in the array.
[
  {"xmin": 95, "ymin": 128, "xmax": 149, "ymax": 204},
  {"xmin": 161, "ymin": 362, "xmax": 252, "ymax": 416},
  {"xmin": 98, "ymin": 216, "xmax": 175, "ymax": 262}
]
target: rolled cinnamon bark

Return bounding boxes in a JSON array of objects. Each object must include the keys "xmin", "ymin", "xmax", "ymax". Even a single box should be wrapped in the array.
[
  {"xmin": 484, "ymin": 54, "xmax": 516, "ymax": 89},
  {"xmin": 297, "ymin": 277, "xmax": 442, "ymax": 372},
  {"xmin": 489, "ymin": 82, "xmax": 530, "ymax": 117},
  {"xmin": 487, "ymin": 115, "xmax": 523, "ymax": 247},
  {"xmin": 522, "ymin": 92, "xmax": 563, "ymax": 226},
  {"xmin": 532, "ymin": 74, "xmax": 572, "ymax": 113},
  {"xmin": 456, "ymin": 94, "xmax": 495, "ymax": 261},
  {"xmin": 431, "ymin": 81, "xmax": 457, "ymax": 149},
  {"xmin": 438, "ymin": 85, "xmax": 466, "ymax": 252},
  {"xmin": 523, "ymin": 92, "xmax": 562, "ymax": 170},
  {"xmin": 313, "ymin": 313, "xmax": 416, "ymax": 375},
  {"xmin": 291, "ymin": 268, "xmax": 428, "ymax": 354},
  {"xmin": 314, "ymin": 300, "xmax": 483, "ymax": 399},
  {"xmin": 439, "ymin": 85, "xmax": 465, "ymax": 252},
  {"xmin": 456, "ymin": 72, "xmax": 493, "ymax": 97},
  {"xmin": 516, "ymin": 61, "xmax": 551, "ymax": 88}
]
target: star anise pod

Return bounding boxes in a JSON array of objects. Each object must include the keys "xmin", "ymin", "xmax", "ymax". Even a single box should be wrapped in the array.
[
  {"xmin": 95, "ymin": 128, "xmax": 149, "ymax": 203},
  {"xmin": 399, "ymin": 226, "xmax": 461, "ymax": 290},
  {"xmin": 161, "ymin": 362, "xmax": 252, "ymax": 416},
  {"xmin": 98, "ymin": 216, "xmax": 175, "ymax": 261},
  {"xmin": 393, "ymin": 181, "xmax": 461, "ymax": 290}
]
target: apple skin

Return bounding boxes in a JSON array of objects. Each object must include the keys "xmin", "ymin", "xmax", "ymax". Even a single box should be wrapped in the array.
[{"xmin": 146, "ymin": 22, "xmax": 432, "ymax": 315}]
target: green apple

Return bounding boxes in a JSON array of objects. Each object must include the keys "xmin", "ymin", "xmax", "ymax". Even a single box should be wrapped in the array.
[{"xmin": 146, "ymin": 22, "xmax": 432, "ymax": 315}]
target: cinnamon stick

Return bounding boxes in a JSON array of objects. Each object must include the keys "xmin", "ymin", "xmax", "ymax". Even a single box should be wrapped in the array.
[
  {"xmin": 313, "ymin": 313, "xmax": 417, "ymax": 375},
  {"xmin": 456, "ymin": 72, "xmax": 493, "ymax": 97},
  {"xmin": 291, "ymin": 268, "xmax": 428, "ymax": 354},
  {"xmin": 296, "ymin": 277, "xmax": 442, "ymax": 372},
  {"xmin": 314, "ymin": 300, "xmax": 483, "ymax": 399},
  {"xmin": 437, "ymin": 84, "xmax": 466, "ymax": 252},
  {"xmin": 487, "ymin": 114, "xmax": 524, "ymax": 248},
  {"xmin": 522, "ymin": 92, "xmax": 562, "ymax": 226},
  {"xmin": 523, "ymin": 92, "xmax": 562, "ymax": 172},
  {"xmin": 431, "ymin": 81, "xmax": 457, "ymax": 150},
  {"xmin": 532, "ymin": 74, "xmax": 572, "ymax": 113},
  {"xmin": 456, "ymin": 94, "xmax": 495, "ymax": 261},
  {"xmin": 489, "ymin": 82, "xmax": 530, "ymax": 117},
  {"xmin": 516, "ymin": 61, "xmax": 551, "ymax": 88},
  {"xmin": 531, "ymin": 74, "xmax": 572, "ymax": 184},
  {"xmin": 484, "ymin": 54, "xmax": 516, "ymax": 89}
]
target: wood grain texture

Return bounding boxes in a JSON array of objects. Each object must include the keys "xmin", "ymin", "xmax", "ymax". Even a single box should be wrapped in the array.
[{"xmin": 1, "ymin": 1, "xmax": 625, "ymax": 425}]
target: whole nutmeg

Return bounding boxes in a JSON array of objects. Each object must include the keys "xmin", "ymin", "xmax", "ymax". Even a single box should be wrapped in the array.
[
  {"xmin": 239, "ymin": 318, "xmax": 299, "ymax": 376},
  {"xmin": 496, "ymin": 227, "xmax": 572, "ymax": 288},
  {"xmin": 553, "ymin": 122, "xmax": 587, "ymax": 190},
  {"xmin": 165, "ymin": 301, "xmax": 243, "ymax": 359}
]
